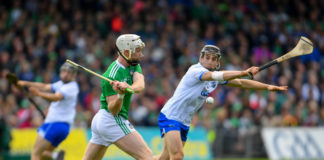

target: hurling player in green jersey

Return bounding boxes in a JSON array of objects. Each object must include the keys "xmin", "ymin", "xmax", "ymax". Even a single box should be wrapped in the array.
[{"xmin": 83, "ymin": 34, "xmax": 154, "ymax": 160}]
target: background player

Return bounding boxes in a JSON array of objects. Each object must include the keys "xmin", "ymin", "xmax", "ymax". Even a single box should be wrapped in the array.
[
  {"xmin": 18, "ymin": 62, "xmax": 79, "ymax": 160},
  {"xmin": 157, "ymin": 45, "xmax": 288, "ymax": 160},
  {"xmin": 82, "ymin": 34, "xmax": 154, "ymax": 160}
]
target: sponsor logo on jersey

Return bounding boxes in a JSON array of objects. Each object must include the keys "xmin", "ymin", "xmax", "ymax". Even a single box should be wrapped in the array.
[
  {"xmin": 130, "ymin": 69, "xmax": 134, "ymax": 75},
  {"xmin": 168, "ymin": 124, "xmax": 175, "ymax": 127},
  {"xmin": 201, "ymin": 90, "xmax": 210, "ymax": 97},
  {"xmin": 201, "ymin": 81, "xmax": 217, "ymax": 97},
  {"xmin": 128, "ymin": 123, "xmax": 134, "ymax": 129}
]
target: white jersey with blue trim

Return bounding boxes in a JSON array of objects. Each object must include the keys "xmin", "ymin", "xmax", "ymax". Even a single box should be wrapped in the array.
[
  {"xmin": 44, "ymin": 80, "xmax": 79, "ymax": 125},
  {"xmin": 161, "ymin": 63, "xmax": 223, "ymax": 126}
]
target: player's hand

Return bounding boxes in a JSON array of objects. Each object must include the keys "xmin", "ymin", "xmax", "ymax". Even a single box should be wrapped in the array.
[
  {"xmin": 267, "ymin": 85, "xmax": 288, "ymax": 91},
  {"xmin": 110, "ymin": 81, "xmax": 125, "ymax": 94},
  {"xmin": 246, "ymin": 66, "xmax": 259, "ymax": 76},
  {"xmin": 245, "ymin": 66, "xmax": 259, "ymax": 79},
  {"xmin": 117, "ymin": 82, "xmax": 130, "ymax": 91},
  {"xmin": 17, "ymin": 80, "xmax": 26, "ymax": 86},
  {"xmin": 29, "ymin": 87, "xmax": 39, "ymax": 96}
]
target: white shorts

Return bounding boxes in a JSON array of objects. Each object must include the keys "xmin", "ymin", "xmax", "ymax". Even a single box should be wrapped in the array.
[{"xmin": 90, "ymin": 109, "xmax": 136, "ymax": 147}]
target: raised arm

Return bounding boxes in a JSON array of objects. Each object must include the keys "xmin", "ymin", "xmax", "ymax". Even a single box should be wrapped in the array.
[
  {"xmin": 18, "ymin": 80, "xmax": 52, "ymax": 91},
  {"xmin": 129, "ymin": 72, "xmax": 145, "ymax": 93},
  {"xmin": 29, "ymin": 87, "xmax": 64, "ymax": 101},
  {"xmin": 226, "ymin": 79, "xmax": 288, "ymax": 91},
  {"xmin": 200, "ymin": 67, "xmax": 259, "ymax": 81},
  {"xmin": 106, "ymin": 81, "xmax": 126, "ymax": 116}
]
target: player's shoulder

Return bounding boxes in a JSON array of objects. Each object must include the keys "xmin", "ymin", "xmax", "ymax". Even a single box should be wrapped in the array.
[
  {"xmin": 105, "ymin": 60, "xmax": 126, "ymax": 79},
  {"xmin": 68, "ymin": 80, "xmax": 79, "ymax": 87},
  {"xmin": 63, "ymin": 80, "xmax": 78, "ymax": 88},
  {"xmin": 106, "ymin": 61, "xmax": 118, "ymax": 72},
  {"xmin": 187, "ymin": 63, "xmax": 208, "ymax": 72},
  {"xmin": 52, "ymin": 80, "xmax": 63, "ymax": 86}
]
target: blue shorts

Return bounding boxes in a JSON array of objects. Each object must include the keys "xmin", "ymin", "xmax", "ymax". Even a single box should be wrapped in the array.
[
  {"xmin": 37, "ymin": 122, "xmax": 70, "ymax": 147},
  {"xmin": 158, "ymin": 113, "xmax": 190, "ymax": 142}
]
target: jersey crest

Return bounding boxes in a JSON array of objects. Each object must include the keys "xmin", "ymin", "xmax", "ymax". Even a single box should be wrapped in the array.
[
  {"xmin": 130, "ymin": 69, "xmax": 134, "ymax": 75},
  {"xmin": 201, "ymin": 81, "xmax": 217, "ymax": 97}
]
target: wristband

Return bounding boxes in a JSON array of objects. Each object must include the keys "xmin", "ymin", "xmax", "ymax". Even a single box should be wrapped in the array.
[
  {"xmin": 117, "ymin": 93, "xmax": 125, "ymax": 99},
  {"xmin": 211, "ymin": 71, "xmax": 224, "ymax": 81}
]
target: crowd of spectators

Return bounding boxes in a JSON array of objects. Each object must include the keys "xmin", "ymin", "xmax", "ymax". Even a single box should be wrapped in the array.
[{"xmin": 0, "ymin": 0, "xmax": 324, "ymax": 157}]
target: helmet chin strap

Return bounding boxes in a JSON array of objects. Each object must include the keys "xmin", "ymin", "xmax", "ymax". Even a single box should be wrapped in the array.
[
  {"xmin": 127, "ymin": 59, "xmax": 139, "ymax": 66},
  {"xmin": 215, "ymin": 62, "xmax": 221, "ymax": 71},
  {"xmin": 118, "ymin": 50, "xmax": 139, "ymax": 66}
]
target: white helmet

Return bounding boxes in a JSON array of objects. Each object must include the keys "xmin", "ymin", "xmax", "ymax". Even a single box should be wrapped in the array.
[{"xmin": 116, "ymin": 34, "xmax": 145, "ymax": 65}]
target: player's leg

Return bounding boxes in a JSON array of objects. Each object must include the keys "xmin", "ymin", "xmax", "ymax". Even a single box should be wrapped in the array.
[
  {"xmin": 114, "ymin": 131, "xmax": 153, "ymax": 160},
  {"xmin": 164, "ymin": 130, "xmax": 184, "ymax": 160},
  {"xmin": 32, "ymin": 122, "xmax": 70, "ymax": 160},
  {"xmin": 82, "ymin": 110, "xmax": 109, "ymax": 160},
  {"xmin": 82, "ymin": 142, "xmax": 107, "ymax": 160},
  {"xmin": 31, "ymin": 135, "xmax": 54, "ymax": 160},
  {"xmin": 41, "ymin": 146, "xmax": 55, "ymax": 158},
  {"xmin": 43, "ymin": 148, "xmax": 65, "ymax": 160},
  {"xmin": 156, "ymin": 135, "xmax": 170, "ymax": 160},
  {"xmin": 158, "ymin": 137, "xmax": 186, "ymax": 160},
  {"xmin": 157, "ymin": 113, "xmax": 189, "ymax": 160}
]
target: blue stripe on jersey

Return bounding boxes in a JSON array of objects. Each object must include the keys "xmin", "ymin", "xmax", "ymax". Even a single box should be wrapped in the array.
[
  {"xmin": 219, "ymin": 80, "xmax": 229, "ymax": 85},
  {"xmin": 199, "ymin": 71, "xmax": 207, "ymax": 81}
]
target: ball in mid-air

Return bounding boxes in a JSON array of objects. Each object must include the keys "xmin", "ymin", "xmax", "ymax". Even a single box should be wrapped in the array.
[{"xmin": 206, "ymin": 97, "xmax": 214, "ymax": 104}]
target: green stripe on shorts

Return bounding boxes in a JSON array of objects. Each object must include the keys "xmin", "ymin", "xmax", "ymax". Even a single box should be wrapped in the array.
[
  {"xmin": 114, "ymin": 116, "xmax": 127, "ymax": 135},
  {"xmin": 114, "ymin": 116, "xmax": 131, "ymax": 135},
  {"xmin": 118, "ymin": 116, "xmax": 130, "ymax": 134}
]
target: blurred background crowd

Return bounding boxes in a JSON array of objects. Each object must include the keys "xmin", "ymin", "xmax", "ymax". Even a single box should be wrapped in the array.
[{"xmin": 0, "ymin": 0, "xmax": 323, "ymax": 158}]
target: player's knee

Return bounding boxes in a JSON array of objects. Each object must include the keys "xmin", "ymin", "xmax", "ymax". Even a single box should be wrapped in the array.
[
  {"xmin": 171, "ymin": 151, "xmax": 184, "ymax": 160},
  {"xmin": 138, "ymin": 148, "xmax": 154, "ymax": 160},
  {"xmin": 31, "ymin": 148, "xmax": 42, "ymax": 156}
]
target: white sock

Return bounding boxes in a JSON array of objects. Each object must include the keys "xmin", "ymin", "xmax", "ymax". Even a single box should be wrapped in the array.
[{"xmin": 52, "ymin": 152, "xmax": 58, "ymax": 159}]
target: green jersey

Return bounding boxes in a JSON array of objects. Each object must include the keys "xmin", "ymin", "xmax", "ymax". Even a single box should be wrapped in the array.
[{"xmin": 100, "ymin": 60, "xmax": 142, "ymax": 119}]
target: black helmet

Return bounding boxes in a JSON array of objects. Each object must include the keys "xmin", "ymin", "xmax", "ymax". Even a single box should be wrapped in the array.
[
  {"xmin": 200, "ymin": 45, "xmax": 222, "ymax": 70},
  {"xmin": 200, "ymin": 45, "xmax": 221, "ymax": 58}
]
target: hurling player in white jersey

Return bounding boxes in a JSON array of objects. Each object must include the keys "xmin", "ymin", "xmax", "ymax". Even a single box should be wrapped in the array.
[
  {"xmin": 18, "ymin": 62, "xmax": 79, "ymax": 160},
  {"xmin": 157, "ymin": 45, "xmax": 288, "ymax": 160}
]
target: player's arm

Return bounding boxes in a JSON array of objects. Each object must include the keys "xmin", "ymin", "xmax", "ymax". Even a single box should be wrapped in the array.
[
  {"xmin": 200, "ymin": 67, "xmax": 259, "ymax": 81},
  {"xmin": 29, "ymin": 87, "xmax": 64, "ymax": 101},
  {"xmin": 129, "ymin": 72, "xmax": 145, "ymax": 93},
  {"xmin": 106, "ymin": 81, "xmax": 126, "ymax": 116},
  {"xmin": 106, "ymin": 95, "xmax": 123, "ymax": 116},
  {"xmin": 225, "ymin": 79, "xmax": 288, "ymax": 91},
  {"xmin": 18, "ymin": 80, "xmax": 52, "ymax": 91}
]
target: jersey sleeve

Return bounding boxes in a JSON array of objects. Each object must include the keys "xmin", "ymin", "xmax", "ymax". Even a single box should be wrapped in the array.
[
  {"xmin": 101, "ymin": 64, "xmax": 122, "ymax": 97},
  {"xmin": 187, "ymin": 66, "xmax": 209, "ymax": 81},
  {"xmin": 51, "ymin": 81, "xmax": 62, "ymax": 92},
  {"xmin": 101, "ymin": 78, "xmax": 117, "ymax": 97},
  {"xmin": 183, "ymin": 66, "xmax": 209, "ymax": 86},
  {"xmin": 134, "ymin": 64, "xmax": 143, "ymax": 74},
  {"xmin": 57, "ymin": 83, "xmax": 79, "ymax": 99}
]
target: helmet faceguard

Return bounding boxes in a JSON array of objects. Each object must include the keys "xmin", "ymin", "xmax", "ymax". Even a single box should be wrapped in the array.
[
  {"xmin": 116, "ymin": 34, "xmax": 145, "ymax": 66},
  {"xmin": 200, "ymin": 45, "xmax": 222, "ymax": 70}
]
